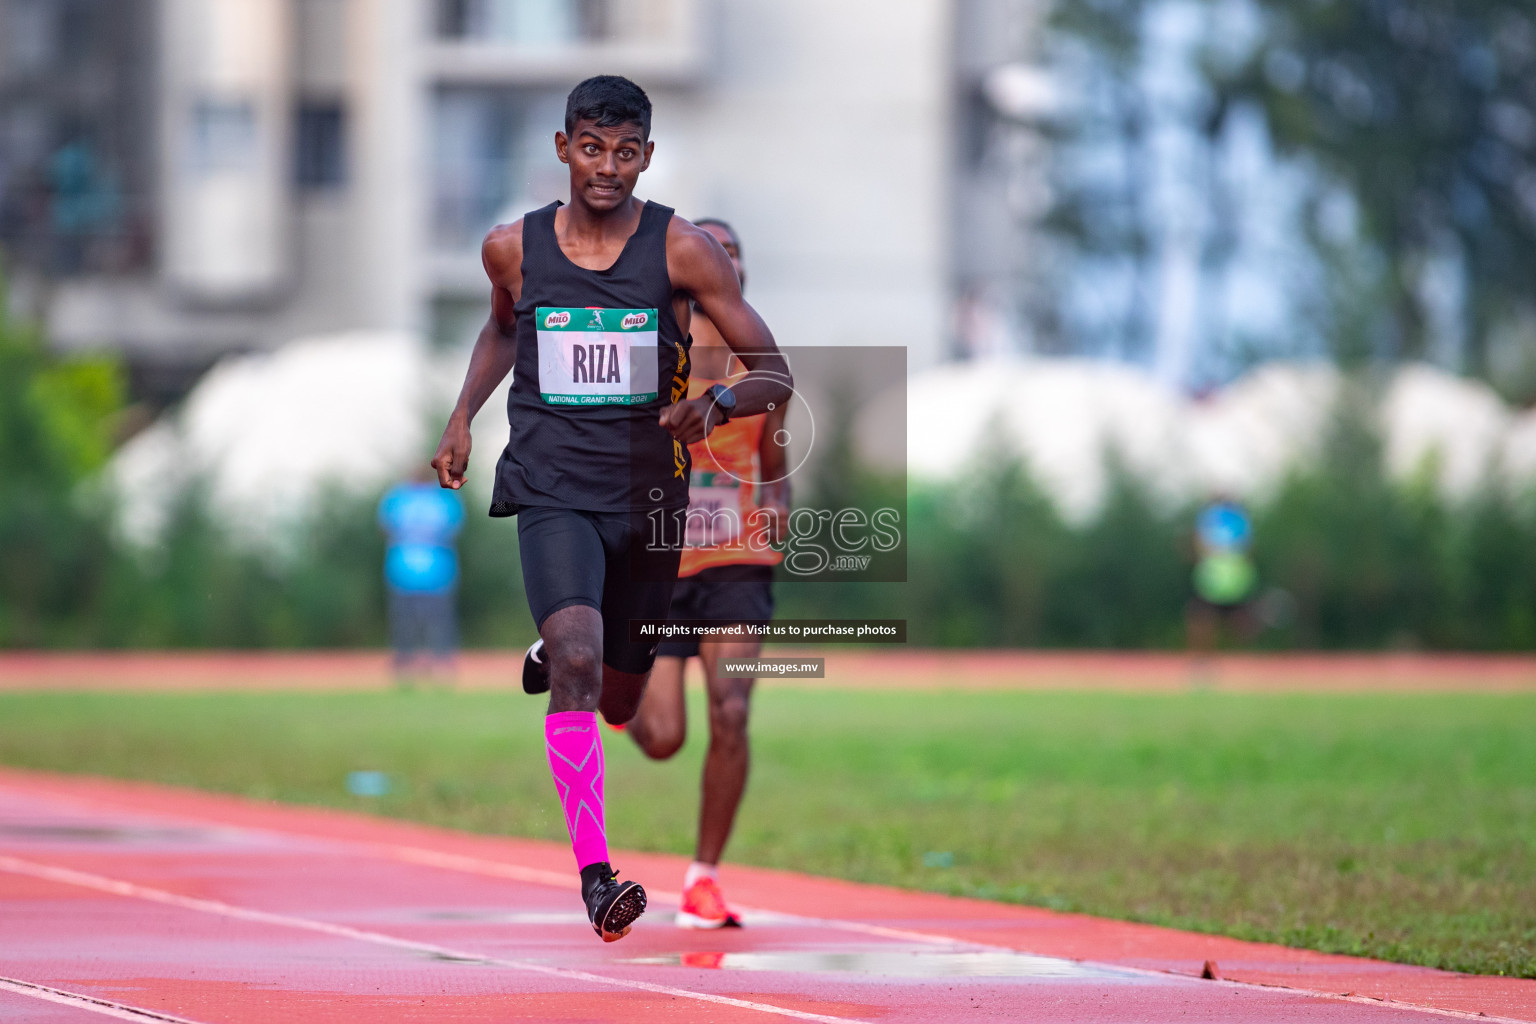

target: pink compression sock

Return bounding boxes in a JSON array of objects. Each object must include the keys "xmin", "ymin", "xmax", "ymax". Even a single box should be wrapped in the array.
[{"xmin": 544, "ymin": 711, "xmax": 609, "ymax": 870}]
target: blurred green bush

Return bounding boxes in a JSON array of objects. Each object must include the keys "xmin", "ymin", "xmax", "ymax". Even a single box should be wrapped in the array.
[
  {"xmin": 0, "ymin": 285, "xmax": 122, "ymax": 646},
  {"xmin": 779, "ymin": 393, "xmax": 1536, "ymax": 650},
  {"xmin": 3, "ymin": 286, "xmax": 1534, "ymax": 649}
]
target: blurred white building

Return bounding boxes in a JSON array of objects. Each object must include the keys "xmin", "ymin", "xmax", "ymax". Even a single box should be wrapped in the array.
[
  {"xmin": 948, "ymin": 0, "xmax": 1052, "ymax": 359},
  {"xmin": 111, "ymin": 343, "xmax": 1536, "ymax": 542},
  {"xmin": 0, "ymin": 0, "xmax": 951, "ymax": 399},
  {"xmin": 892, "ymin": 359, "xmax": 1536, "ymax": 521}
]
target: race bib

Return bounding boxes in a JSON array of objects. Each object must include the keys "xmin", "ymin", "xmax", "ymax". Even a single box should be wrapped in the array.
[
  {"xmin": 536, "ymin": 307, "xmax": 659, "ymax": 405},
  {"xmin": 684, "ymin": 471, "xmax": 743, "ymax": 547}
]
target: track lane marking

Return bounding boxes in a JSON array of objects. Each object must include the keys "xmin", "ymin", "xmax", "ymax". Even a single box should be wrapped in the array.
[
  {"xmin": 0, "ymin": 855, "xmax": 863, "ymax": 1024},
  {"xmin": 0, "ymin": 975, "xmax": 210, "ymax": 1023},
  {"xmin": 3, "ymin": 786, "xmax": 1528, "ymax": 1024},
  {"xmin": 371, "ymin": 844, "xmax": 1535, "ymax": 1024},
  {"xmin": 384, "ymin": 844, "xmax": 584, "ymax": 891},
  {"xmin": 374, "ymin": 843, "xmax": 1018, "ymax": 945}
]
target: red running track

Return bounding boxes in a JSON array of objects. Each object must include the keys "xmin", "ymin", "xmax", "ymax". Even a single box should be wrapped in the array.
[{"xmin": 0, "ymin": 768, "xmax": 1530, "ymax": 1024}]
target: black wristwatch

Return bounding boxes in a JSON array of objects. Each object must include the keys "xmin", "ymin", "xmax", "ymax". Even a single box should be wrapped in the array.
[{"xmin": 705, "ymin": 383, "xmax": 737, "ymax": 424}]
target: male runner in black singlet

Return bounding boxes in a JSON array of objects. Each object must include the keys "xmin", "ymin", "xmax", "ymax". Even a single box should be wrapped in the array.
[{"xmin": 430, "ymin": 76, "xmax": 792, "ymax": 943}]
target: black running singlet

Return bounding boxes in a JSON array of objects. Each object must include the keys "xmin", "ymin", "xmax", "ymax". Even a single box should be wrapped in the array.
[{"xmin": 490, "ymin": 200, "xmax": 691, "ymax": 516}]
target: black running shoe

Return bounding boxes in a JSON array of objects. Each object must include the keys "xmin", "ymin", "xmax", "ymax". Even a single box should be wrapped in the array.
[
  {"xmin": 580, "ymin": 862, "xmax": 647, "ymax": 942},
  {"xmin": 522, "ymin": 638, "xmax": 550, "ymax": 695}
]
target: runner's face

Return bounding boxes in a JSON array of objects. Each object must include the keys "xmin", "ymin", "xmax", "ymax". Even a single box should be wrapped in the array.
[
  {"xmin": 556, "ymin": 120, "xmax": 652, "ymax": 211},
  {"xmin": 701, "ymin": 223, "xmax": 744, "ymax": 287}
]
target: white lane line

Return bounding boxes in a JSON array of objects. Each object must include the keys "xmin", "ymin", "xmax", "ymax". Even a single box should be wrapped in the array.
[
  {"xmin": 0, "ymin": 975, "xmax": 210, "ymax": 1023},
  {"xmin": 3, "ymin": 791, "xmax": 1518, "ymax": 1024},
  {"xmin": 0, "ymin": 855, "xmax": 861, "ymax": 1024},
  {"xmin": 384, "ymin": 845, "xmax": 584, "ymax": 892},
  {"xmin": 376, "ymin": 843, "xmax": 1052, "ymax": 952},
  {"xmin": 371, "ymin": 844, "xmax": 1536, "ymax": 1024}
]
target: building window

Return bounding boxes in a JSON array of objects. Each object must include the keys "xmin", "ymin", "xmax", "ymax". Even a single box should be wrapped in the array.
[
  {"xmin": 295, "ymin": 101, "xmax": 346, "ymax": 188},
  {"xmin": 436, "ymin": 0, "xmax": 608, "ymax": 43},
  {"xmin": 0, "ymin": 0, "xmax": 155, "ymax": 275},
  {"xmin": 5, "ymin": 0, "xmax": 57, "ymax": 75},
  {"xmin": 192, "ymin": 99, "xmax": 257, "ymax": 175},
  {"xmin": 437, "ymin": 0, "xmax": 472, "ymax": 36},
  {"xmin": 432, "ymin": 88, "xmax": 566, "ymax": 251}
]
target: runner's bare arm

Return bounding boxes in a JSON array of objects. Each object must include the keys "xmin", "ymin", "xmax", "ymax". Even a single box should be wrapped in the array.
[
  {"xmin": 659, "ymin": 220, "xmax": 792, "ymax": 444},
  {"xmin": 431, "ymin": 224, "xmax": 523, "ymax": 489},
  {"xmin": 757, "ymin": 401, "xmax": 791, "ymax": 543}
]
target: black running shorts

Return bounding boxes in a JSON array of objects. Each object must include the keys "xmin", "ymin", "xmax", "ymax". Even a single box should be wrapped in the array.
[
  {"xmin": 517, "ymin": 506, "xmax": 683, "ymax": 675},
  {"xmin": 655, "ymin": 563, "xmax": 776, "ymax": 660}
]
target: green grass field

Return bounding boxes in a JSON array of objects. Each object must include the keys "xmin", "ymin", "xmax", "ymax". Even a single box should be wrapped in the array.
[{"xmin": 0, "ymin": 687, "xmax": 1530, "ymax": 978}]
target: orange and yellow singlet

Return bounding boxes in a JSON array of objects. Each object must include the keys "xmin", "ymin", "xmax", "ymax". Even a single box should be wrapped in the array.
[{"xmin": 679, "ymin": 368, "xmax": 783, "ymax": 577}]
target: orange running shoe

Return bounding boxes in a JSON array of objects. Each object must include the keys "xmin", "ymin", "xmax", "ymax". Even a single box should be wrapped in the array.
[{"xmin": 675, "ymin": 876, "xmax": 742, "ymax": 929}]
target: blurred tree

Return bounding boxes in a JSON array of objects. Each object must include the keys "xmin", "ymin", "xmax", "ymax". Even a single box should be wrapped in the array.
[
  {"xmin": 1252, "ymin": 379, "xmax": 1443, "ymax": 646},
  {"xmin": 1045, "ymin": 457, "xmax": 1189, "ymax": 647},
  {"xmin": 0, "ymin": 272, "xmax": 125, "ymax": 644},
  {"xmin": 1208, "ymin": 0, "xmax": 1536, "ymax": 390},
  {"xmin": 0, "ymin": 311, "xmax": 122, "ymax": 485},
  {"xmin": 1044, "ymin": 0, "xmax": 1161, "ymax": 364},
  {"xmin": 1046, "ymin": 0, "xmax": 1536, "ymax": 395}
]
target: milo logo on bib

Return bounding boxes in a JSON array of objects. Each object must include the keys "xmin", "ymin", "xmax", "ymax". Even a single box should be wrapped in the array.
[{"xmin": 536, "ymin": 306, "xmax": 660, "ymax": 406}]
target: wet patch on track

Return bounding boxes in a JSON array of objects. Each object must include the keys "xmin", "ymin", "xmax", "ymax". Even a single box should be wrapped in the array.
[{"xmin": 623, "ymin": 947, "xmax": 1138, "ymax": 980}]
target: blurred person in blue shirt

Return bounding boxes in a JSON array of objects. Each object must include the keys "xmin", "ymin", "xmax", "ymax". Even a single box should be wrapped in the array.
[{"xmin": 378, "ymin": 470, "xmax": 465, "ymax": 684}]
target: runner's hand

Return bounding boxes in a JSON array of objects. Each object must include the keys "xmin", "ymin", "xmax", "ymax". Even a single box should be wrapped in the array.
[
  {"xmin": 659, "ymin": 397, "xmax": 717, "ymax": 444},
  {"xmin": 432, "ymin": 415, "xmax": 472, "ymax": 489}
]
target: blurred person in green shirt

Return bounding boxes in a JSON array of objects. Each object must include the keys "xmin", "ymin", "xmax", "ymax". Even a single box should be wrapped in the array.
[{"xmin": 1186, "ymin": 496, "xmax": 1258, "ymax": 653}]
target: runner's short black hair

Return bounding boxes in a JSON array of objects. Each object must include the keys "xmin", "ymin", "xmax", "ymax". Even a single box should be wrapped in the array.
[
  {"xmin": 694, "ymin": 217, "xmax": 742, "ymax": 258},
  {"xmin": 565, "ymin": 76, "xmax": 652, "ymax": 139}
]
